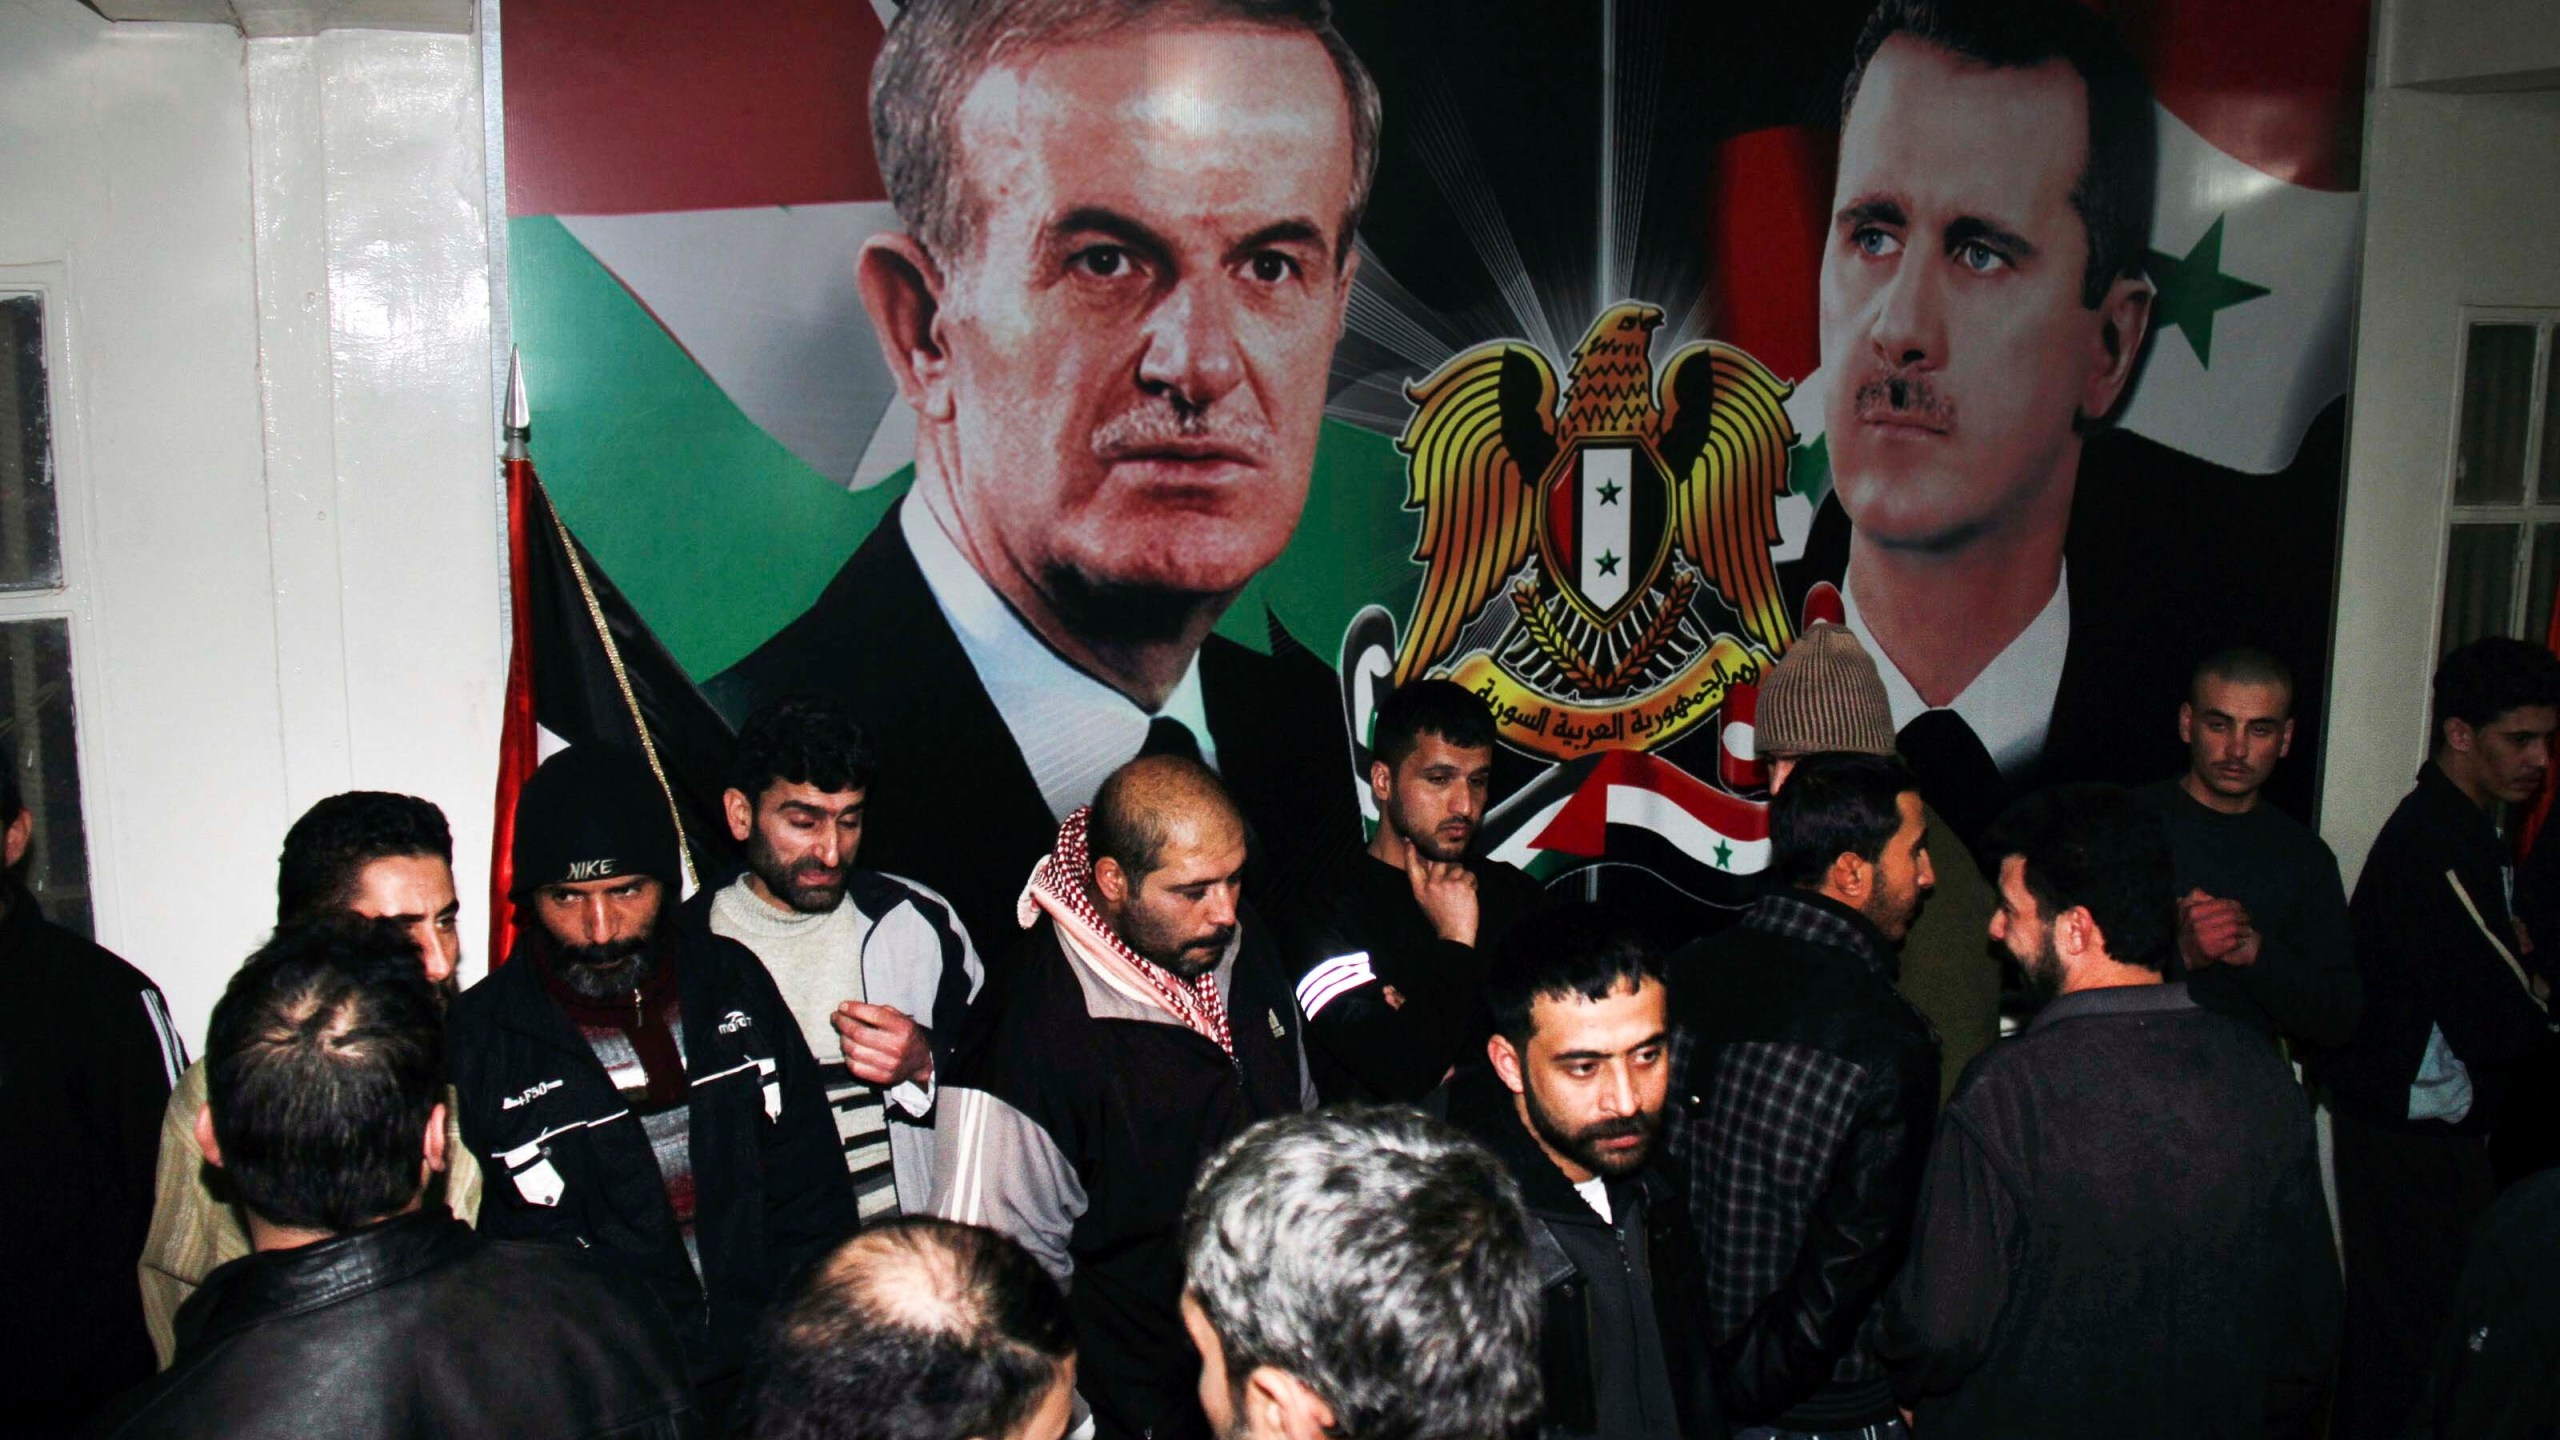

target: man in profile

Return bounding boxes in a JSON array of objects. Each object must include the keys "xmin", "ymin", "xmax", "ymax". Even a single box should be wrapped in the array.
[
  {"xmin": 140, "ymin": 790, "xmax": 484, "ymax": 1364},
  {"xmin": 100, "ymin": 922, "xmax": 698, "ymax": 1440},
  {"xmin": 1288, "ymin": 679, "xmax": 1547, "ymax": 1104},
  {"xmin": 1803, "ymin": 0, "xmax": 2238, "ymax": 841},
  {"xmin": 1180, "ymin": 1106, "xmax": 1542, "ymax": 1440},
  {"xmin": 752, "ymin": 1218, "xmax": 1076, "ymax": 1440},
  {"xmin": 707, "ymin": 0, "xmax": 1377, "ymax": 959},
  {"xmin": 932, "ymin": 754, "xmax": 1311, "ymax": 1440},
  {"xmin": 2134, "ymin": 647, "xmax": 2359, "ymax": 1052},
  {"xmin": 1882, "ymin": 786, "xmax": 2337, "ymax": 1435}
]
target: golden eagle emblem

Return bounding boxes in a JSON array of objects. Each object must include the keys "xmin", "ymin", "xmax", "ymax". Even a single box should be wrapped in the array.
[{"xmin": 1389, "ymin": 302, "xmax": 1798, "ymax": 757}]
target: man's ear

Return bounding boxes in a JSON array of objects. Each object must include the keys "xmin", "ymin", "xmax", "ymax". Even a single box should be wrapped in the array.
[
  {"xmin": 2, "ymin": 808, "xmax": 29, "ymax": 870},
  {"xmin": 2445, "ymin": 717, "xmax": 2477, "ymax": 757},
  {"xmin": 1093, "ymin": 855, "xmax": 1130, "ymax": 908},
  {"xmin": 1829, "ymin": 851, "xmax": 1873, "ymax": 905},
  {"xmin": 2177, "ymin": 702, "xmax": 2195, "ymax": 746},
  {"xmin": 723, "ymin": 788, "xmax": 755, "ymax": 846},
  {"xmin": 2082, "ymin": 273, "xmax": 2153, "ymax": 422},
  {"xmin": 422, "ymin": 1101, "xmax": 449, "ymax": 1178},
  {"xmin": 2057, "ymin": 904, "xmax": 2097, "ymax": 961},
  {"xmin": 857, "ymin": 232, "xmax": 955, "ymax": 424},
  {"xmin": 1368, "ymin": 758, "xmax": 1395, "ymax": 808},
  {"xmin": 1242, "ymin": 1365, "xmax": 1339, "ymax": 1440},
  {"xmin": 2278, "ymin": 717, "xmax": 2296, "ymax": 759},
  {"xmin": 194, "ymin": 1103, "xmax": 224, "ymax": 1169},
  {"xmin": 1487, "ymin": 1033, "xmax": 1527, "ymax": 1096}
]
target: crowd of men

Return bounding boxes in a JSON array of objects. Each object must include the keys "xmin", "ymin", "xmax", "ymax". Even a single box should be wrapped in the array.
[{"xmin": 6, "ymin": 0, "xmax": 2559, "ymax": 1436}]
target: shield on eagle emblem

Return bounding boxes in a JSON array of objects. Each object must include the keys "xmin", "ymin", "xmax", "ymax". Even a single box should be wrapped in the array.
[{"xmin": 1535, "ymin": 438, "xmax": 1673, "ymax": 628}]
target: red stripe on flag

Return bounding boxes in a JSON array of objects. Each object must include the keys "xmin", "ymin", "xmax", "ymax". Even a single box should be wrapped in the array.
[
  {"xmin": 489, "ymin": 454, "xmax": 541, "ymax": 966},
  {"xmin": 503, "ymin": 0, "xmax": 889, "ymax": 217},
  {"xmin": 1530, "ymin": 750, "xmax": 1769, "ymax": 859},
  {"xmin": 1705, "ymin": 126, "xmax": 1834, "ymax": 386},
  {"xmin": 2104, "ymin": 0, "xmax": 2370, "ymax": 193}
]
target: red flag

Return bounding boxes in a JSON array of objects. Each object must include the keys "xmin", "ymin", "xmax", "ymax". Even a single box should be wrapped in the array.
[{"xmin": 489, "ymin": 394, "xmax": 542, "ymax": 963}]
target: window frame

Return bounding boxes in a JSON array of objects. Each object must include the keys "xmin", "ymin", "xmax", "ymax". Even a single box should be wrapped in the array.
[{"xmin": 2438, "ymin": 306, "xmax": 2560, "ymax": 661}]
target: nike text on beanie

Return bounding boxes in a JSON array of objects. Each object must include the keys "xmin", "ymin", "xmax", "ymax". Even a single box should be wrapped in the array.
[{"xmin": 509, "ymin": 746, "xmax": 682, "ymax": 899}]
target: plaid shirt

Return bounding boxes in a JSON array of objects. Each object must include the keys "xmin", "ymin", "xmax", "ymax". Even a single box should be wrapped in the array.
[{"xmin": 1668, "ymin": 890, "xmax": 1927, "ymax": 1419}]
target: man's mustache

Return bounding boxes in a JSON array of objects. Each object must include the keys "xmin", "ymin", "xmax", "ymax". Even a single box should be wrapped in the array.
[
  {"xmin": 1091, "ymin": 400, "xmax": 1275, "ymax": 464},
  {"xmin": 1852, "ymin": 369, "xmax": 1955, "ymax": 433}
]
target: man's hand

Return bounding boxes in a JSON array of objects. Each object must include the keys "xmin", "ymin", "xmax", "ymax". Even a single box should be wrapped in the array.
[
  {"xmin": 2178, "ymin": 889, "xmax": 2261, "ymax": 971},
  {"xmin": 834, "ymin": 1001, "xmax": 933, "ymax": 1089},
  {"xmin": 1403, "ymin": 846, "xmax": 1480, "ymax": 947}
]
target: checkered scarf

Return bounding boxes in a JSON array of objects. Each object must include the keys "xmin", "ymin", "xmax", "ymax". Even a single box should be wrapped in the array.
[{"xmin": 1019, "ymin": 806, "xmax": 1234, "ymax": 1057}]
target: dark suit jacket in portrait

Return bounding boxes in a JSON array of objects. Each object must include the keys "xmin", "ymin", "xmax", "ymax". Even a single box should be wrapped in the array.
[{"xmin": 706, "ymin": 499, "xmax": 1365, "ymax": 968}]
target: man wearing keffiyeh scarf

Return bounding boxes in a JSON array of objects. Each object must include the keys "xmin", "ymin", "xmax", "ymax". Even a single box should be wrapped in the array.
[{"xmin": 933, "ymin": 756, "xmax": 1315, "ymax": 1440}]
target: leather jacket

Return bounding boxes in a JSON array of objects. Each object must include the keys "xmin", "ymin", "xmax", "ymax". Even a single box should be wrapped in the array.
[{"xmin": 96, "ymin": 1209, "xmax": 700, "ymax": 1439}]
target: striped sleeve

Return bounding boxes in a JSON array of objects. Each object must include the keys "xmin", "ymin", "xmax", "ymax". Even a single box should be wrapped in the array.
[
  {"xmin": 139, "ymin": 986, "xmax": 185, "ymax": 1089},
  {"xmin": 929, "ymin": 1085, "xmax": 1087, "ymax": 1284}
]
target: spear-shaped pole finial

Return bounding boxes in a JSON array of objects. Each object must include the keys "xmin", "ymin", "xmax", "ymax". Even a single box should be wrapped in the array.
[{"xmin": 504, "ymin": 346, "xmax": 532, "ymax": 460}]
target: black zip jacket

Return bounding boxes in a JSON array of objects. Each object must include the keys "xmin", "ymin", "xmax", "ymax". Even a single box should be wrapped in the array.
[
  {"xmin": 2411, "ymin": 1164, "xmax": 2560, "ymax": 1439},
  {"xmin": 0, "ymin": 888, "xmax": 182, "ymax": 1437},
  {"xmin": 95, "ymin": 1210, "xmax": 699, "ymax": 1439},
  {"xmin": 931, "ymin": 913, "xmax": 1310, "ymax": 1440},
  {"xmin": 1284, "ymin": 851, "xmax": 1548, "ymax": 1103},
  {"xmin": 2308, "ymin": 764, "xmax": 2552, "ymax": 1132},
  {"xmin": 1452, "ymin": 1076, "xmax": 1725, "ymax": 1440},
  {"xmin": 448, "ymin": 925, "xmax": 858, "ymax": 1395},
  {"xmin": 1664, "ymin": 892, "xmax": 1938, "ymax": 1429}
]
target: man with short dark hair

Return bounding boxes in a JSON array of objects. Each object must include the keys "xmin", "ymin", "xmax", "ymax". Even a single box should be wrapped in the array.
[
  {"xmin": 2309, "ymin": 636, "xmax": 2560, "ymax": 1439},
  {"xmin": 2134, "ymin": 647, "xmax": 2359, "ymax": 1051},
  {"xmin": 1666, "ymin": 751, "xmax": 1938, "ymax": 1437},
  {"xmin": 1454, "ymin": 903, "xmax": 1720, "ymax": 1440},
  {"xmin": 0, "ymin": 765, "xmax": 181, "ymax": 1434},
  {"xmin": 694, "ymin": 695, "xmax": 982, "ymax": 1220},
  {"xmin": 99, "ymin": 922, "xmax": 699, "ymax": 1440},
  {"xmin": 140, "ymin": 790, "xmax": 482, "ymax": 1363},
  {"xmin": 751, "ymin": 1218, "xmax": 1075, "ymax": 1440},
  {"xmin": 1287, "ymin": 679, "xmax": 1546, "ymax": 1103},
  {"xmin": 706, "ymin": 0, "xmax": 1378, "ymax": 963},
  {"xmin": 932, "ymin": 754, "xmax": 1311, "ymax": 1440},
  {"xmin": 451, "ymin": 745, "xmax": 857, "ymax": 1428},
  {"xmin": 1181, "ymin": 1106, "xmax": 1542, "ymax": 1440},
  {"xmin": 1882, "ymin": 785, "xmax": 2338, "ymax": 1436}
]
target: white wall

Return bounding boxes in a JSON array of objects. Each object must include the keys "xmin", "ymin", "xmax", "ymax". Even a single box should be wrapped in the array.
[
  {"xmin": 0, "ymin": 0, "xmax": 500, "ymax": 1047},
  {"xmin": 2321, "ymin": 3, "xmax": 2560, "ymax": 881}
]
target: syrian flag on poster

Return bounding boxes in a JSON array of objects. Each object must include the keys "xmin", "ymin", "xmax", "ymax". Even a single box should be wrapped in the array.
[{"xmin": 488, "ymin": 354, "xmax": 739, "ymax": 962}]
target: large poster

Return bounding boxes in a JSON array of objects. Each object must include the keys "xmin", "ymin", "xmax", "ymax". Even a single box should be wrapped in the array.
[{"xmin": 502, "ymin": 0, "xmax": 2365, "ymax": 947}]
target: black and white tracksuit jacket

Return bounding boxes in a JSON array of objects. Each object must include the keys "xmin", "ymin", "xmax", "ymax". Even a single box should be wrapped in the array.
[
  {"xmin": 449, "ymin": 925, "xmax": 859, "ymax": 1395},
  {"xmin": 930, "ymin": 914, "xmax": 1312, "ymax": 1440}
]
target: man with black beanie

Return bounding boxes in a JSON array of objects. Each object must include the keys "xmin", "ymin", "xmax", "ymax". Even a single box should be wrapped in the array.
[{"xmin": 449, "ymin": 745, "xmax": 857, "ymax": 1427}]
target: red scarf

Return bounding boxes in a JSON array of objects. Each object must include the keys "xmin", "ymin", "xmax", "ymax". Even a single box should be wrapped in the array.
[{"xmin": 1020, "ymin": 807, "xmax": 1234, "ymax": 1058}]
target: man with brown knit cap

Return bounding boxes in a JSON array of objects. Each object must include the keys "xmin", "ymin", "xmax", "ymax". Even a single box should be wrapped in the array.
[{"xmin": 1754, "ymin": 623, "xmax": 2001, "ymax": 1100}]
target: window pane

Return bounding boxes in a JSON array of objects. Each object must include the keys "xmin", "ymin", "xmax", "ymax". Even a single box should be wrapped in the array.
[
  {"xmin": 2455, "ymin": 322, "xmax": 2538, "ymax": 505},
  {"xmin": 0, "ymin": 297, "xmax": 63, "ymax": 592},
  {"xmin": 2544, "ymin": 323, "xmax": 2560, "ymax": 502},
  {"xmin": 2443, "ymin": 523, "xmax": 2520, "ymax": 657},
  {"xmin": 2530, "ymin": 524, "xmax": 2560, "ymax": 646},
  {"xmin": 0, "ymin": 618, "xmax": 92, "ymax": 936}
]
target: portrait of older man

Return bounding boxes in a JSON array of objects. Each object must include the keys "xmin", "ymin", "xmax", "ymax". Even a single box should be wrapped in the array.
[{"xmin": 708, "ymin": 0, "xmax": 1377, "ymax": 959}]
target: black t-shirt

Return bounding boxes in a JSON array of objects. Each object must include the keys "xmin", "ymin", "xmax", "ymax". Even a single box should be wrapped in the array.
[
  {"xmin": 2136, "ymin": 778, "xmax": 2361, "ymax": 1050},
  {"xmin": 1282, "ymin": 851, "xmax": 1549, "ymax": 1104}
]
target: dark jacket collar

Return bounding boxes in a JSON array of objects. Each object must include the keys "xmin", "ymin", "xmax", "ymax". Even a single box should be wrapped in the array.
[
  {"xmin": 1452, "ymin": 1072, "xmax": 1642, "ymax": 1229},
  {"xmin": 2413, "ymin": 761, "xmax": 2504, "ymax": 851},
  {"xmin": 1745, "ymin": 889, "xmax": 1901, "ymax": 981},
  {"xmin": 2026, "ymin": 979, "xmax": 2195, "ymax": 1034},
  {"xmin": 178, "ymin": 1209, "xmax": 475, "ymax": 1354}
]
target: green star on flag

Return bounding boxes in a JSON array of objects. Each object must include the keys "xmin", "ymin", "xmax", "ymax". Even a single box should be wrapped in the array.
[
  {"xmin": 1596, "ymin": 550, "xmax": 1620, "ymax": 577},
  {"xmin": 1597, "ymin": 479, "xmax": 1623, "ymax": 504},
  {"xmin": 2146, "ymin": 215, "xmax": 2270, "ymax": 369},
  {"xmin": 1712, "ymin": 838, "xmax": 1732, "ymax": 869}
]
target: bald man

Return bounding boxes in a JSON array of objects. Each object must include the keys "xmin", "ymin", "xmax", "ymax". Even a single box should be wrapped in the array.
[
  {"xmin": 933, "ymin": 756, "xmax": 1314, "ymax": 1440},
  {"xmin": 752, "ymin": 1218, "xmax": 1077, "ymax": 1440}
]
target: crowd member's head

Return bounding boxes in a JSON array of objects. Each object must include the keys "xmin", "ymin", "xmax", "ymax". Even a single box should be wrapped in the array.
[
  {"xmin": 1823, "ymin": 0, "xmax": 2155, "ymax": 562},
  {"xmin": 195, "ymin": 919, "xmax": 448, "ymax": 1246},
  {"xmin": 753, "ymin": 1218, "xmax": 1075, "ymax": 1440},
  {"xmin": 510, "ymin": 747, "xmax": 682, "ymax": 999},
  {"xmin": 1089, "ymin": 754, "xmax": 1248, "ymax": 979},
  {"xmin": 1768, "ymin": 751, "xmax": 1934, "ymax": 941},
  {"xmin": 1181, "ymin": 1107, "xmax": 1542, "ymax": 1440},
  {"xmin": 863, "ymin": 0, "xmax": 1379, "ymax": 644},
  {"xmin": 275, "ymin": 791, "xmax": 462, "ymax": 1001},
  {"xmin": 1986, "ymin": 783, "xmax": 2174, "ymax": 997},
  {"xmin": 0, "ymin": 759, "xmax": 30, "ymax": 887},
  {"xmin": 1485, "ymin": 903, "xmax": 1670, "ymax": 1184},
  {"xmin": 1753, "ymin": 622, "xmax": 1898, "ymax": 791},
  {"xmin": 2178, "ymin": 647, "xmax": 2296, "ymax": 813},
  {"xmin": 2431, "ymin": 636, "xmax": 2560, "ymax": 810},
  {"xmin": 1367, "ymin": 680, "xmax": 1498, "ymax": 862},
  {"xmin": 727, "ymin": 694, "xmax": 876, "ymax": 914}
]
